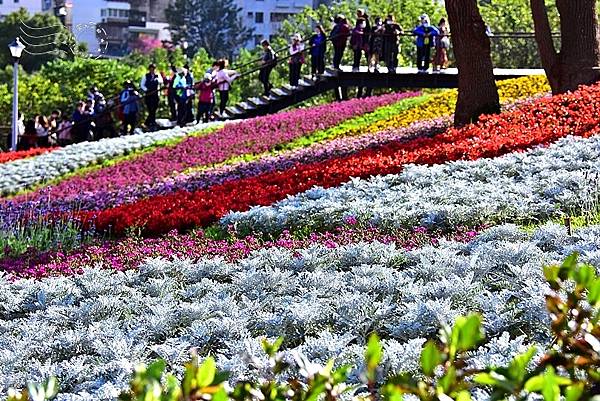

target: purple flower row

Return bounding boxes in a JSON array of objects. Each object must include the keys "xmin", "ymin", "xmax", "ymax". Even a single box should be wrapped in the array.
[
  {"xmin": 1, "ymin": 222, "xmax": 479, "ymax": 279},
  {"xmin": 13, "ymin": 92, "xmax": 419, "ymax": 205}
]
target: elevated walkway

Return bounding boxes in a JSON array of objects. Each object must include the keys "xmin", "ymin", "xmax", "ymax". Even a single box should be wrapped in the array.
[{"xmin": 223, "ymin": 66, "xmax": 545, "ymax": 120}]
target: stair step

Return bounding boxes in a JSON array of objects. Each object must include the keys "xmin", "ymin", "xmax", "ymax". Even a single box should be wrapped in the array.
[
  {"xmin": 299, "ymin": 79, "xmax": 314, "ymax": 87},
  {"xmin": 248, "ymin": 97, "xmax": 268, "ymax": 106},
  {"xmin": 238, "ymin": 101, "xmax": 256, "ymax": 111},
  {"xmin": 259, "ymin": 94, "xmax": 275, "ymax": 103},
  {"xmin": 225, "ymin": 106, "xmax": 244, "ymax": 115},
  {"xmin": 271, "ymin": 88, "xmax": 289, "ymax": 97},
  {"xmin": 323, "ymin": 68, "xmax": 339, "ymax": 77}
]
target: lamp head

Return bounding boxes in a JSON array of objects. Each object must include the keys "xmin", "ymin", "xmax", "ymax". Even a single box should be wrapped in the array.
[{"xmin": 9, "ymin": 37, "xmax": 25, "ymax": 61}]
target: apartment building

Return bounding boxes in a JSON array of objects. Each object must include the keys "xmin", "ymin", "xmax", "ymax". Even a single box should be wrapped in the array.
[{"xmin": 237, "ymin": 0, "xmax": 315, "ymax": 48}]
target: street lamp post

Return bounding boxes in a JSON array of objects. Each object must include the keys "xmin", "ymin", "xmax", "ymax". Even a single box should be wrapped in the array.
[{"xmin": 8, "ymin": 38, "xmax": 25, "ymax": 152}]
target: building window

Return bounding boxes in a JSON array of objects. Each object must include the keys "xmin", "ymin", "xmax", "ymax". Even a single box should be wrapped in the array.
[
  {"xmin": 270, "ymin": 12, "xmax": 292, "ymax": 22},
  {"xmin": 247, "ymin": 11, "xmax": 253, "ymax": 18},
  {"xmin": 255, "ymin": 12, "xmax": 264, "ymax": 23},
  {"xmin": 254, "ymin": 35, "xmax": 263, "ymax": 46}
]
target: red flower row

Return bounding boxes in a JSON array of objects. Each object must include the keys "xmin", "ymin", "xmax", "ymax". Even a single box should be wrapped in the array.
[
  {"xmin": 82, "ymin": 83, "xmax": 600, "ymax": 237},
  {"xmin": 0, "ymin": 147, "xmax": 57, "ymax": 164}
]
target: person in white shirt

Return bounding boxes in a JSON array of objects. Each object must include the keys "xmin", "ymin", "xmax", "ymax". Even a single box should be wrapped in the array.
[
  {"xmin": 289, "ymin": 34, "xmax": 305, "ymax": 88},
  {"xmin": 214, "ymin": 59, "xmax": 238, "ymax": 115}
]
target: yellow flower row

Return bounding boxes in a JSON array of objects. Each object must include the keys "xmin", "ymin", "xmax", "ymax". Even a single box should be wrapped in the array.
[{"xmin": 364, "ymin": 75, "xmax": 550, "ymax": 134}]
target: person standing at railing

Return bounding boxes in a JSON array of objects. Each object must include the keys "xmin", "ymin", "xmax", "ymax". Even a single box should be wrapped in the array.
[
  {"xmin": 350, "ymin": 18, "xmax": 368, "ymax": 71},
  {"xmin": 383, "ymin": 15, "xmax": 403, "ymax": 73},
  {"xmin": 369, "ymin": 17, "xmax": 385, "ymax": 72},
  {"xmin": 165, "ymin": 66, "xmax": 178, "ymax": 122},
  {"xmin": 330, "ymin": 15, "xmax": 351, "ymax": 69},
  {"xmin": 183, "ymin": 64, "xmax": 196, "ymax": 124},
  {"xmin": 215, "ymin": 59, "xmax": 238, "ymax": 116},
  {"xmin": 173, "ymin": 68, "xmax": 189, "ymax": 127},
  {"xmin": 289, "ymin": 34, "xmax": 305, "ymax": 88},
  {"xmin": 309, "ymin": 25, "xmax": 327, "ymax": 77},
  {"xmin": 35, "ymin": 115, "xmax": 50, "ymax": 147},
  {"xmin": 413, "ymin": 14, "xmax": 439, "ymax": 74},
  {"xmin": 356, "ymin": 9, "xmax": 372, "ymax": 66},
  {"xmin": 195, "ymin": 73, "xmax": 217, "ymax": 123},
  {"xmin": 433, "ymin": 17, "xmax": 450, "ymax": 72},
  {"xmin": 259, "ymin": 40, "xmax": 277, "ymax": 95},
  {"xmin": 140, "ymin": 63, "xmax": 164, "ymax": 131},
  {"xmin": 119, "ymin": 80, "xmax": 140, "ymax": 135}
]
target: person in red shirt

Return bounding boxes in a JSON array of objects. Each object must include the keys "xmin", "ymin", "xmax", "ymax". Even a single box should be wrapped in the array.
[{"xmin": 195, "ymin": 73, "xmax": 217, "ymax": 123}]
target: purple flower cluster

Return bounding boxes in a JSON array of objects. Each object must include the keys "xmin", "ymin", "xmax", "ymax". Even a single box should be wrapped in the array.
[
  {"xmin": 1, "ymin": 223, "xmax": 480, "ymax": 279},
  {"xmin": 13, "ymin": 92, "xmax": 418, "ymax": 205}
]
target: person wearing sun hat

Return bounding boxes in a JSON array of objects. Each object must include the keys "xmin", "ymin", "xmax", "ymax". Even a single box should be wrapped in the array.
[{"xmin": 288, "ymin": 33, "xmax": 305, "ymax": 88}]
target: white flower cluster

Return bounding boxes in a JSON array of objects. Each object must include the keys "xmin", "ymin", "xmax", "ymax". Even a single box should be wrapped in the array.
[
  {"xmin": 3, "ymin": 222, "xmax": 598, "ymax": 400},
  {"xmin": 222, "ymin": 135, "xmax": 600, "ymax": 235},
  {"xmin": 0, "ymin": 122, "xmax": 223, "ymax": 196}
]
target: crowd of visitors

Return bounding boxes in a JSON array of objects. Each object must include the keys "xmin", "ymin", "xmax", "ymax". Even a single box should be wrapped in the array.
[
  {"xmin": 258, "ymin": 12, "xmax": 451, "ymax": 92},
  {"xmin": 6, "ymin": 12, "xmax": 452, "ymax": 151}
]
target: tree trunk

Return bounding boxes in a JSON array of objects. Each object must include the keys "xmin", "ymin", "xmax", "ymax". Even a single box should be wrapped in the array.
[
  {"xmin": 531, "ymin": 0, "xmax": 600, "ymax": 93},
  {"xmin": 445, "ymin": 0, "xmax": 500, "ymax": 127}
]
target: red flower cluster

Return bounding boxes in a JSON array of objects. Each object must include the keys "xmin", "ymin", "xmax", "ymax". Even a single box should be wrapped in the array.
[
  {"xmin": 0, "ymin": 147, "xmax": 57, "ymax": 164},
  {"xmin": 83, "ymin": 83, "xmax": 600, "ymax": 237}
]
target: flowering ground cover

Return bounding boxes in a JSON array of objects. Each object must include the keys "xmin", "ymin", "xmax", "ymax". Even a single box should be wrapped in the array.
[
  {"xmin": 6, "ymin": 74, "xmax": 600, "ymax": 401},
  {"xmin": 0, "ymin": 122, "xmax": 222, "ymax": 196},
  {"xmin": 224, "ymin": 133, "xmax": 600, "ymax": 235},
  {"xmin": 1, "ymin": 223, "xmax": 479, "ymax": 279},
  {"xmin": 10, "ymin": 92, "xmax": 417, "ymax": 203},
  {"xmin": 85, "ymin": 82, "xmax": 598, "ymax": 237},
  {"xmin": 182, "ymin": 76, "xmax": 549, "ymax": 173},
  {"xmin": 0, "ymin": 147, "xmax": 58, "ymax": 164},
  {"xmin": 4, "ymin": 221, "xmax": 589, "ymax": 399},
  {"xmin": 26, "ymin": 119, "xmax": 450, "ymax": 213}
]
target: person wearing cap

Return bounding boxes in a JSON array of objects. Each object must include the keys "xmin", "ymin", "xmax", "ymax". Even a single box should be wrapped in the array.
[
  {"xmin": 119, "ymin": 80, "xmax": 140, "ymax": 135},
  {"xmin": 259, "ymin": 40, "xmax": 277, "ymax": 95},
  {"xmin": 289, "ymin": 34, "xmax": 305, "ymax": 88},
  {"xmin": 140, "ymin": 63, "xmax": 164, "ymax": 131},
  {"xmin": 413, "ymin": 13, "xmax": 439, "ymax": 73},
  {"xmin": 195, "ymin": 73, "xmax": 216, "ymax": 123},
  {"xmin": 173, "ymin": 67, "xmax": 189, "ymax": 127}
]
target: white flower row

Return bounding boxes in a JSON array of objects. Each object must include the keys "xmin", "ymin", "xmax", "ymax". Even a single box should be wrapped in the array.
[
  {"xmin": 222, "ymin": 135, "xmax": 600, "ymax": 235},
  {"xmin": 0, "ymin": 121, "xmax": 223, "ymax": 196},
  {"xmin": 3, "ymin": 222, "xmax": 598, "ymax": 400}
]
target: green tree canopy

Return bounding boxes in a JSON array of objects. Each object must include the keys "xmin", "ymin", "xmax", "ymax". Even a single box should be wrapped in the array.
[{"xmin": 166, "ymin": 0, "xmax": 253, "ymax": 59}]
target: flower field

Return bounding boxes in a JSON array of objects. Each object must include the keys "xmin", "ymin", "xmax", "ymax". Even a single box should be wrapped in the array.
[{"xmin": 7, "ymin": 75, "xmax": 600, "ymax": 399}]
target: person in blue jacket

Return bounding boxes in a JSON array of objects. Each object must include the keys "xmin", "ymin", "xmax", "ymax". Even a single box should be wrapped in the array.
[
  {"xmin": 309, "ymin": 25, "xmax": 327, "ymax": 77},
  {"xmin": 413, "ymin": 14, "xmax": 439, "ymax": 73}
]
